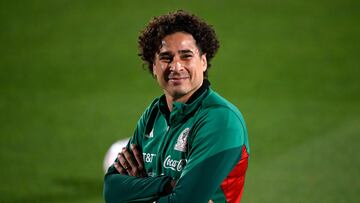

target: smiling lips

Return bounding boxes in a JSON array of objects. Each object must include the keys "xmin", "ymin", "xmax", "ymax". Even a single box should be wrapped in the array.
[
  {"xmin": 168, "ymin": 76, "xmax": 190, "ymax": 84},
  {"xmin": 168, "ymin": 76, "xmax": 190, "ymax": 85},
  {"xmin": 169, "ymin": 77, "xmax": 188, "ymax": 80}
]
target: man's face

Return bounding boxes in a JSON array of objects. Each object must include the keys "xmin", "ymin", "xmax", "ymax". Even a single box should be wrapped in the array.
[{"xmin": 153, "ymin": 32, "xmax": 207, "ymax": 101}]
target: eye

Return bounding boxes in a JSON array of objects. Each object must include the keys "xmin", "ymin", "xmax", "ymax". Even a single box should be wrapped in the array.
[
  {"xmin": 159, "ymin": 55, "xmax": 172, "ymax": 63},
  {"xmin": 181, "ymin": 54, "xmax": 192, "ymax": 59}
]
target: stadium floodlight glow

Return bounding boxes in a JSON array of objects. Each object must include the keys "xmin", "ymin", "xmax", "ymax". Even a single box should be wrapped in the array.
[{"xmin": 103, "ymin": 138, "xmax": 129, "ymax": 173}]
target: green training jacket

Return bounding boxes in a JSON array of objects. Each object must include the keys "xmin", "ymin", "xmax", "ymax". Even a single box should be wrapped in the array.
[{"xmin": 104, "ymin": 81, "xmax": 250, "ymax": 203}]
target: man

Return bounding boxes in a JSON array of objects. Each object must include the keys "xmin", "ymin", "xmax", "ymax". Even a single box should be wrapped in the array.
[{"xmin": 104, "ymin": 10, "xmax": 250, "ymax": 203}]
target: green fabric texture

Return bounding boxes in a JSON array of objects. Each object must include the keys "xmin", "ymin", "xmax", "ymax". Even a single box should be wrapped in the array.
[
  {"xmin": 104, "ymin": 165, "xmax": 172, "ymax": 203},
  {"xmin": 157, "ymin": 147, "xmax": 243, "ymax": 203}
]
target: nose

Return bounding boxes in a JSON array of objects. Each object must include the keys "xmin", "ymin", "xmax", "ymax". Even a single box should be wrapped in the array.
[{"xmin": 169, "ymin": 57, "xmax": 183, "ymax": 71}]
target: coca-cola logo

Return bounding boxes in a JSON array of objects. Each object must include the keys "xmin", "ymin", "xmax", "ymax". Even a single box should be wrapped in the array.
[{"xmin": 163, "ymin": 155, "xmax": 187, "ymax": 172}]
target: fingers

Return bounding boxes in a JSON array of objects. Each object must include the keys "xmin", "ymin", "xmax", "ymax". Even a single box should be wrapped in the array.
[
  {"xmin": 115, "ymin": 145, "xmax": 147, "ymax": 177},
  {"xmin": 131, "ymin": 144, "xmax": 145, "ymax": 175},
  {"xmin": 117, "ymin": 150, "xmax": 132, "ymax": 174},
  {"xmin": 116, "ymin": 152, "xmax": 130, "ymax": 174},
  {"xmin": 123, "ymin": 147, "xmax": 138, "ymax": 171},
  {"xmin": 114, "ymin": 159, "xmax": 127, "ymax": 175}
]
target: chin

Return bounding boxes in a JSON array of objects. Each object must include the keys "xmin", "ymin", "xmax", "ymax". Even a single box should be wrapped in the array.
[
  {"xmin": 171, "ymin": 88, "xmax": 192, "ymax": 98},
  {"xmin": 171, "ymin": 90, "xmax": 188, "ymax": 97}
]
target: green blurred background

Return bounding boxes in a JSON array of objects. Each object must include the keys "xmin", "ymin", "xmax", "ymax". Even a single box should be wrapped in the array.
[{"xmin": 1, "ymin": 0, "xmax": 359, "ymax": 202}]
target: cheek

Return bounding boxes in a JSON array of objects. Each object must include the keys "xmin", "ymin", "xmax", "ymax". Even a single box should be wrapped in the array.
[
  {"xmin": 154, "ymin": 65, "xmax": 169, "ymax": 83},
  {"xmin": 191, "ymin": 63, "xmax": 204, "ymax": 76},
  {"xmin": 154, "ymin": 64, "xmax": 163, "ymax": 75}
]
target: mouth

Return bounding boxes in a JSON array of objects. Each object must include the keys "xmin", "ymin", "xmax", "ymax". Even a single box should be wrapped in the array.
[{"xmin": 168, "ymin": 76, "xmax": 189, "ymax": 81}]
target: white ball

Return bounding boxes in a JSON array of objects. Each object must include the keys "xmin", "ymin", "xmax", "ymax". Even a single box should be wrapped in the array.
[{"xmin": 103, "ymin": 138, "xmax": 129, "ymax": 173}]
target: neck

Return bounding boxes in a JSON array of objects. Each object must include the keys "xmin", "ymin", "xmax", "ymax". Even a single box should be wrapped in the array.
[
  {"xmin": 165, "ymin": 83, "xmax": 203, "ymax": 112},
  {"xmin": 166, "ymin": 94, "xmax": 190, "ymax": 112}
]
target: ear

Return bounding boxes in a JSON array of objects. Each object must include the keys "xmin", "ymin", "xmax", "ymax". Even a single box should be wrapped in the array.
[
  {"xmin": 152, "ymin": 64, "xmax": 157, "ymax": 78},
  {"xmin": 201, "ymin": 53, "xmax": 207, "ymax": 72}
]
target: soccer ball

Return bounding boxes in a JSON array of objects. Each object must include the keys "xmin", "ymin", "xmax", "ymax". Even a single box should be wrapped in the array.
[{"xmin": 103, "ymin": 138, "xmax": 129, "ymax": 173}]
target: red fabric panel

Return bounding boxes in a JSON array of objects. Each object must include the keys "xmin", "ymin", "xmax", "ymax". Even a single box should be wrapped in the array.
[{"xmin": 220, "ymin": 146, "xmax": 249, "ymax": 203}]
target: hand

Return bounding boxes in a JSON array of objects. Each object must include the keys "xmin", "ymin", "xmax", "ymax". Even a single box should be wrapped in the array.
[{"xmin": 114, "ymin": 144, "xmax": 147, "ymax": 177}]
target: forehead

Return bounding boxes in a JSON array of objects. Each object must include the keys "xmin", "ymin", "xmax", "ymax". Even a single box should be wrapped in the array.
[{"xmin": 159, "ymin": 32, "xmax": 199, "ymax": 53}]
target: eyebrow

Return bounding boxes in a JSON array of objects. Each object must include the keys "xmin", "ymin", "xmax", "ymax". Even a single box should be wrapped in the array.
[
  {"xmin": 158, "ymin": 51, "xmax": 172, "ymax": 57},
  {"xmin": 158, "ymin": 50, "xmax": 194, "ymax": 56},
  {"xmin": 179, "ymin": 50, "xmax": 194, "ymax": 54}
]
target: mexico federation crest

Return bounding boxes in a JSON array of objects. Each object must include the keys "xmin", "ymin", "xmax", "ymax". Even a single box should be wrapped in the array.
[{"xmin": 174, "ymin": 128, "xmax": 190, "ymax": 152}]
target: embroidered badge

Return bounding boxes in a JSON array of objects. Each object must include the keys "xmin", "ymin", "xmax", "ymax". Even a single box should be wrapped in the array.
[{"xmin": 174, "ymin": 128, "xmax": 190, "ymax": 152}]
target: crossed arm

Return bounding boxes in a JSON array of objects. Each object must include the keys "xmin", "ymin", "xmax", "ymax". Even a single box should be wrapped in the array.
[
  {"xmin": 103, "ymin": 144, "xmax": 173, "ymax": 203},
  {"xmin": 104, "ymin": 144, "xmax": 245, "ymax": 203},
  {"xmin": 115, "ymin": 144, "xmax": 177, "ymax": 195}
]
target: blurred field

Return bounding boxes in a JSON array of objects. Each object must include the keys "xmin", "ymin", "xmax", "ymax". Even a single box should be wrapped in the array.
[{"xmin": 1, "ymin": 0, "xmax": 359, "ymax": 202}]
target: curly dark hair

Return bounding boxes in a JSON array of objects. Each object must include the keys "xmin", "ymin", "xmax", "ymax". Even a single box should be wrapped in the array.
[{"xmin": 138, "ymin": 10, "xmax": 220, "ymax": 78}]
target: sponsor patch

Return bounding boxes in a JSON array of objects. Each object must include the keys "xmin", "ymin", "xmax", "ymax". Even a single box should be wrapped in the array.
[
  {"xmin": 163, "ymin": 155, "xmax": 187, "ymax": 172},
  {"xmin": 142, "ymin": 152, "xmax": 156, "ymax": 163}
]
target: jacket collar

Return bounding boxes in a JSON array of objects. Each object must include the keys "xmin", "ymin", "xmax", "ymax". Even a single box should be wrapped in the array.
[{"xmin": 158, "ymin": 79, "xmax": 210, "ymax": 125}]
